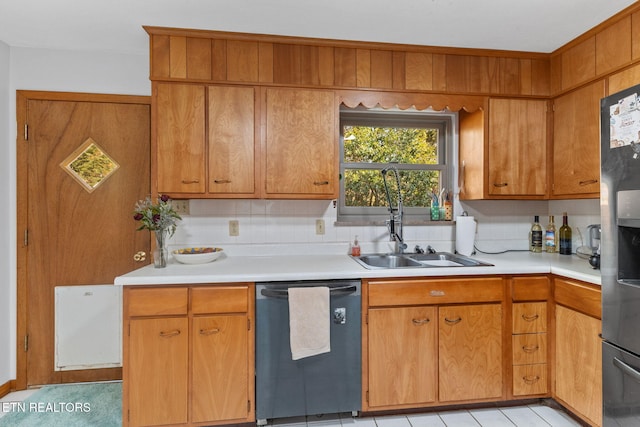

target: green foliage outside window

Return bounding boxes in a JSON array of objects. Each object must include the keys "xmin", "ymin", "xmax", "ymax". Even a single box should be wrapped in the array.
[{"xmin": 343, "ymin": 125, "xmax": 441, "ymax": 208}]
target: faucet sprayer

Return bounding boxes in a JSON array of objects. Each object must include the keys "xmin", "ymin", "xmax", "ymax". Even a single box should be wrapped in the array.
[{"xmin": 381, "ymin": 165, "xmax": 406, "ymax": 253}]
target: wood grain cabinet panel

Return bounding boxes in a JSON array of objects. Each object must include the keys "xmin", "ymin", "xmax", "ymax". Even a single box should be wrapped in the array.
[
  {"xmin": 368, "ymin": 306, "xmax": 437, "ymax": 408},
  {"xmin": 513, "ymin": 302, "xmax": 547, "ymax": 334},
  {"xmin": 156, "ymin": 83, "xmax": 206, "ymax": 194},
  {"xmin": 439, "ymin": 304, "xmax": 503, "ymax": 402},
  {"xmin": 552, "ymin": 80, "xmax": 605, "ymax": 198},
  {"xmin": 264, "ymin": 88, "xmax": 337, "ymax": 198},
  {"xmin": 513, "ymin": 364, "xmax": 548, "ymax": 396},
  {"xmin": 488, "ymin": 98, "xmax": 547, "ymax": 197},
  {"xmin": 596, "ymin": 16, "xmax": 632, "ymax": 76}
]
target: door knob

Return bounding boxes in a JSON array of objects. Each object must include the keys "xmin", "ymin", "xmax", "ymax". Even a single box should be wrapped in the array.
[{"xmin": 133, "ymin": 251, "xmax": 146, "ymax": 262}]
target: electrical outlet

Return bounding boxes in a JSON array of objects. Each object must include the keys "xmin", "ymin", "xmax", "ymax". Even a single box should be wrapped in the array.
[
  {"xmin": 229, "ymin": 220, "xmax": 240, "ymax": 236},
  {"xmin": 171, "ymin": 199, "xmax": 190, "ymax": 215},
  {"xmin": 315, "ymin": 219, "xmax": 325, "ymax": 235}
]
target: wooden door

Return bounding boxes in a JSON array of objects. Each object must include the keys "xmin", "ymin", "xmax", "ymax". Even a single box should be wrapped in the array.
[
  {"xmin": 439, "ymin": 304, "xmax": 503, "ymax": 402},
  {"xmin": 208, "ymin": 85, "xmax": 257, "ymax": 196},
  {"xmin": 488, "ymin": 98, "xmax": 547, "ymax": 197},
  {"xmin": 16, "ymin": 92, "xmax": 151, "ymax": 388},
  {"xmin": 367, "ymin": 306, "xmax": 437, "ymax": 408},
  {"xmin": 129, "ymin": 317, "xmax": 189, "ymax": 427},
  {"xmin": 264, "ymin": 88, "xmax": 337, "ymax": 198},
  {"xmin": 192, "ymin": 314, "xmax": 249, "ymax": 423},
  {"xmin": 155, "ymin": 83, "xmax": 206, "ymax": 194},
  {"xmin": 552, "ymin": 81, "xmax": 604, "ymax": 198}
]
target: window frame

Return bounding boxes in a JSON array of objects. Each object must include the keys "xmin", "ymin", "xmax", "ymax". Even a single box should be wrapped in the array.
[{"xmin": 338, "ymin": 107, "xmax": 456, "ymax": 223}]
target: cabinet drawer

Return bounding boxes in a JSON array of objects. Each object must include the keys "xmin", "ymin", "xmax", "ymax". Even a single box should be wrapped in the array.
[
  {"xmin": 512, "ymin": 333, "xmax": 547, "ymax": 365},
  {"xmin": 513, "ymin": 364, "xmax": 547, "ymax": 396},
  {"xmin": 512, "ymin": 276, "xmax": 550, "ymax": 301},
  {"xmin": 368, "ymin": 277, "xmax": 503, "ymax": 307},
  {"xmin": 513, "ymin": 302, "xmax": 547, "ymax": 333},
  {"xmin": 127, "ymin": 287, "xmax": 188, "ymax": 317},
  {"xmin": 191, "ymin": 285, "xmax": 249, "ymax": 314}
]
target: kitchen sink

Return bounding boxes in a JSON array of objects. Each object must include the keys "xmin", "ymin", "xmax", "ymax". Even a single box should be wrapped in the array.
[{"xmin": 351, "ymin": 252, "xmax": 493, "ymax": 269}]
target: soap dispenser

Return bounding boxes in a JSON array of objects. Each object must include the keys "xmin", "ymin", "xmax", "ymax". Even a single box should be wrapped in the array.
[{"xmin": 351, "ymin": 236, "xmax": 361, "ymax": 256}]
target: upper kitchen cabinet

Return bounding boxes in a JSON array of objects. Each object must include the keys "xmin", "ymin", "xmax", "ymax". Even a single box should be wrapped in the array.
[
  {"xmin": 488, "ymin": 98, "xmax": 548, "ymax": 198},
  {"xmin": 459, "ymin": 98, "xmax": 547, "ymax": 200},
  {"xmin": 154, "ymin": 83, "xmax": 259, "ymax": 198},
  {"xmin": 263, "ymin": 88, "xmax": 338, "ymax": 199},
  {"xmin": 551, "ymin": 81, "xmax": 605, "ymax": 198},
  {"xmin": 156, "ymin": 83, "xmax": 206, "ymax": 194}
]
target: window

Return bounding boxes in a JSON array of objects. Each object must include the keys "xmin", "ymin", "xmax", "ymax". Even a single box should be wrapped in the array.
[{"xmin": 339, "ymin": 106, "xmax": 455, "ymax": 222}]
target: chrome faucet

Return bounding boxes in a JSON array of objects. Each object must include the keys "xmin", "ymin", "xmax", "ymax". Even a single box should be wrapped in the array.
[{"xmin": 381, "ymin": 165, "xmax": 407, "ymax": 254}]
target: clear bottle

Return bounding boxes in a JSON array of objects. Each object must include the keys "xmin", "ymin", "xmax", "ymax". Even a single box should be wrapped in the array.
[
  {"xmin": 530, "ymin": 215, "xmax": 543, "ymax": 253},
  {"xmin": 559, "ymin": 212, "xmax": 572, "ymax": 255},
  {"xmin": 545, "ymin": 215, "xmax": 556, "ymax": 253}
]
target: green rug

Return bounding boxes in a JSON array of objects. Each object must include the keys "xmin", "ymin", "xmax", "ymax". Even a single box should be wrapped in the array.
[{"xmin": 0, "ymin": 382, "xmax": 121, "ymax": 427}]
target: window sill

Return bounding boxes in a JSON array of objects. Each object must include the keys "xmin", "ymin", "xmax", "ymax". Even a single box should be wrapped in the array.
[{"xmin": 334, "ymin": 219, "xmax": 454, "ymax": 227}]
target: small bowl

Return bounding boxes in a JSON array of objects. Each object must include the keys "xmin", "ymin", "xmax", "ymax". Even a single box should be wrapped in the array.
[{"xmin": 172, "ymin": 247, "xmax": 223, "ymax": 264}]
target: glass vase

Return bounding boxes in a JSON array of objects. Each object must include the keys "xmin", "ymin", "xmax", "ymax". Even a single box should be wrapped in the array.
[{"xmin": 154, "ymin": 229, "xmax": 168, "ymax": 268}]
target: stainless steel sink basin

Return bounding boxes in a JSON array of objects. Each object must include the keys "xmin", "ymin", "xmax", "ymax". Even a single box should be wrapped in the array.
[
  {"xmin": 354, "ymin": 254, "xmax": 424, "ymax": 269},
  {"xmin": 351, "ymin": 252, "xmax": 493, "ymax": 269}
]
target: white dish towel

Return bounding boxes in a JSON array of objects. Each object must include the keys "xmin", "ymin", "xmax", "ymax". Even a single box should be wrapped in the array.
[{"xmin": 288, "ymin": 286, "xmax": 331, "ymax": 360}]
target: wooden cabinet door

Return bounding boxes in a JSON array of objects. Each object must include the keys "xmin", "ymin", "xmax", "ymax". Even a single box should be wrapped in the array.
[
  {"xmin": 552, "ymin": 81, "xmax": 605, "ymax": 198},
  {"xmin": 555, "ymin": 305, "xmax": 602, "ymax": 426},
  {"xmin": 128, "ymin": 317, "xmax": 188, "ymax": 427},
  {"xmin": 488, "ymin": 99, "xmax": 547, "ymax": 197},
  {"xmin": 208, "ymin": 86, "xmax": 257, "ymax": 196},
  {"xmin": 264, "ymin": 88, "xmax": 337, "ymax": 198},
  {"xmin": 192, "ymin": 314, "xmax": 249, "ymax": 423},
  {"xmin": 156, "ymin": 83, "xmax": 206, "ymax": 194},
  {"xmin": 368, "ymin": 306, "xmax": 437, "ymax": 408},
  {"xmin": 439, "ymin": 304, "xmax": 503, "ymax": 402}
]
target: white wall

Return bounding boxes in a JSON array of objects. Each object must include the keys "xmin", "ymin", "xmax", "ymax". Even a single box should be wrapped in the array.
[
  {"xmin": 4, "ymin": 46, "xmax": 150, "ymax": 381},
  {"xmin": 0, "ymin": 40, "xmax": 12, "ymax": 386}
]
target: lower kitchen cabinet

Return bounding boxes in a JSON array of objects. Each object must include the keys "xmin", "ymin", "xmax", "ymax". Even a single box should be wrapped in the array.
[
  {"xmin": 123, "ymin": 284, "xmax": 255, "ymax": 427},
  {"xmin": 368, "ymin": 306, "xmax": 437, "ymax": 407},
  {"xmin": 439, "ymin": 304, "xmax": 503, "ymax": 402},
  {"xmin": 363, "ymin": 277, "xmax": 504, "ymax": 411}
]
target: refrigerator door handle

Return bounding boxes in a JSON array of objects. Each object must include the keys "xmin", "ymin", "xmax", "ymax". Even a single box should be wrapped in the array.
[{"xmin": 613, "ymin": 356, "xmax": 640, "ymax": 383}]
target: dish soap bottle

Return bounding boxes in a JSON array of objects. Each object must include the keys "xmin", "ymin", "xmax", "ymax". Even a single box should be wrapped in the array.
[
  {"xmin": 351, "ymin": 235, "xmax": 361, "ymax": 256},
  {"xmin": 559, "ymin": 212, "xmax": 572, "ymax": 255},
  {"xmin": 530, "ymin": 215, "xmax": 543, "ymax": 253},
  {"xmin": 545, "ymin": 215, "xmax": 556, "ymax": 253}
]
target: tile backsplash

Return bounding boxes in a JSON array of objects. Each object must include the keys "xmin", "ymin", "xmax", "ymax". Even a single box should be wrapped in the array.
[{"xmin": 168, "ymin": 198, "xmax": 601, "ymax": 256}]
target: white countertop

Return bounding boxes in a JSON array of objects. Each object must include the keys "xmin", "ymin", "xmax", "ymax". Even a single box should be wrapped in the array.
[{"xmin": 114, "ymin": 251, "xmax": 600, "ymax": 286}]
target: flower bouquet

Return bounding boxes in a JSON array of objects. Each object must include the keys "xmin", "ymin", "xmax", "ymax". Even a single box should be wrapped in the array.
[{"xmin": 133, "ymin": 194, "xmax": 182, "ymax": 267}]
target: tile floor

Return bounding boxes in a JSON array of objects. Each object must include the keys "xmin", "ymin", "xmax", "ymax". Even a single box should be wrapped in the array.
[{"xmin": 1, "ymin": 389, "xmax": 582, "ymax": 426}]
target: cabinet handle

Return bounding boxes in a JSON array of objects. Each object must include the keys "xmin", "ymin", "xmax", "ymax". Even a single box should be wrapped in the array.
[
  {"xmin": 133, "ymin": 251, "xmax": 146, "ymax": 262},
  {"xmin": 181, "ymin": 179, "xmax": 200, "ymax": 184},
  {"xmin": 522, "ymin": 313, "xmax": 539, "ymax": 322},
  {"xmin": 579, "ymin": 179, "xmax": 598, "ymax": 186},
  {"xmin": 522, "ymin": 375, "xmax": 540, "ymax": 384},
  {"xmin": 493, "ymin": 182, "xmax": 508, "ymax": 187},
  {"xmin": 159, "ymin": 329, "xmax": 181, "ymax": 338},
  {"xmin": 412, "ymin": 318, "xmax": 431, "ymax": 325},
  {"xmin": 213, "ymin": 179, "xmax": 231, "ymax": 184},
  {"xmin": 313, "ymin": 181, "xmax": 329, "ymax": 186},
  {"xmin": 522, "ymin": 345, "xmax": 539, "ymax": 353},
  {"xmin": 199, "ymin": 327, "xmax": 220, "ymax": 336},
  {"xmin": 444, "ymin": 317, "xmax": 462, "ymax": 325}
]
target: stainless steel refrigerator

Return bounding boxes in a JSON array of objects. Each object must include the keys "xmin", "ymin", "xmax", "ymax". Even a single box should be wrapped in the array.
[{"xmin": 601, "ymin": 83, "xmax": 640, "ymax": 425}]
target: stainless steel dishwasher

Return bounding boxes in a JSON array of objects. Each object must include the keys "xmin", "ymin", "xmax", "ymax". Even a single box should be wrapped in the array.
[{"xmin": 255, "ymin": 280, "xmax": 361, "ymax": 424}]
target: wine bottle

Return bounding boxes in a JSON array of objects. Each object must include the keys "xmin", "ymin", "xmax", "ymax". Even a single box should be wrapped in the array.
[
  {"xmin": 559, "ymin": 212, "xmax": 572, "ymax": 255},
  {"xmin": 545, "ymin": 215, "xmax": 556, "ymax": 253},
  {"xmin": 531, "ymin": 215, "xmax": 543, "ymax": 253}
]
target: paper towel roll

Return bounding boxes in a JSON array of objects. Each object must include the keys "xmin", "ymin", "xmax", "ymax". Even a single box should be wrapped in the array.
[{"xmin": 455, "ymin": 216, "xmax": 476, "ymax": 256}]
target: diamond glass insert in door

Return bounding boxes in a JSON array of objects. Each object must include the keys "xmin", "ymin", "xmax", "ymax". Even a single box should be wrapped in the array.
[{"xmin": 60, "ymin": 138, "xmax": 120, "ymax": 193}]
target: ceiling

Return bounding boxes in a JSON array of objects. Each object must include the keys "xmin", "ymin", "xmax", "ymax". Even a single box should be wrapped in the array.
[{"xmin": 0, "ymin": 0, "xmax": 638, "ymax": 55}]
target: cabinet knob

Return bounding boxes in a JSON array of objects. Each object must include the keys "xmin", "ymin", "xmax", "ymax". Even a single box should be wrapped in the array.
[
  {"xmin": 213, "ymin": 179, "xmax": 232, "ymax": 184},
  {"xmin": 522, "ymin": 375, "xmax": 540, "ymax": 384},
  {"xmin": 579, "ymin": 179, "xmax": 598, "ymax": 186},
  {"xmin": 522, "ymin": 345, "xmax": 540, "ymax": 353},
  {"xmin": 181, "ymin": 179, "xmax": 200, "ymax": 184},
  {"xmin": 521, "ymin": 313, "xmax": 539, "ymax": 322},
  {"xmin": 412, "ymin": 318, "xmax": 431, "ymax": 325},
  {"xmin": 133, "ymin": 251, "xmax": 146, "ymax": 262},
  {"xmin": 493, "ymin": 182, "xmax": 508, "ymax": 187},
  {"xmin": 159, "ymin": 329, "xmax": 181, "ymax": 338},
  {"xmin": 313, "ymin": 180, "xmax": 329, "ymax": 186},
  {"xmin": 199, "ymin": 328, "xmax": 220, "ymax": 336}
]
